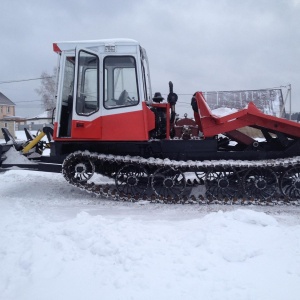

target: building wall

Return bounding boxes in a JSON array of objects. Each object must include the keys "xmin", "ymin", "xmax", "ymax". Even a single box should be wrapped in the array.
[
  {"xmin": 0, "ymin": 105, "xmax": 15, "ymax": 118},
  {"xmin": 0, "ymin": 120, "xmax": 15, "ymax": 139}
]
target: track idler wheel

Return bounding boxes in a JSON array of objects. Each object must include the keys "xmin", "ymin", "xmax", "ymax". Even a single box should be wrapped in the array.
[
  {"xmin": 63, "ymin": 153, "xmax": 95, "ymax": 183},
  {"xmin": 115, "ymin": 164, "xmax": 149, "ymax": 197},
  {"xmin": 243, "ymin": 167, "xmax": 278, "ymax": 200},
  {"xmin": 151, "ymin": 166, "xmax": 186, "ymax": 199},
  {"xmin": 280, "ymin": 166, "xmax": 300, "ymax": 199}
]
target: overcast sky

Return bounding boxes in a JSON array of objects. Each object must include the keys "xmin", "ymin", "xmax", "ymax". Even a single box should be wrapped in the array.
[{"xmin": 0, "ymin": 0, "xmax": 299, "ymax": 117}]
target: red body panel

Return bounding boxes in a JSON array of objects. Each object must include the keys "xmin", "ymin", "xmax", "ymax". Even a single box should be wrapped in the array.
[
  {"xmin": 100, "ymin": 105, "xmax": 154, "ymax": 141},
  {"xmin": 53, "ymin": 43, "xmax": 61, "ymax": 53},
  {"xmin": 53, "ymin": 122, "xmax": 59, "ymax": 139},
  {"xmin": 194, "ymin": 92, "xmax": 300, "ymax": 138},
  {"xmin": 54, "ymin": 102, "xmax": 155, "ymax": 141},
  {"xmin": 71, "ymin": 117, "xmax": 102, "ymax": 140}
]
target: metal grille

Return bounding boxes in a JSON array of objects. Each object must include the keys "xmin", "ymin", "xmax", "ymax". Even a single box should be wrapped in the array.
[{"xmin": 203, "ymin": 88, "xmax": 284, "ymax": 117}]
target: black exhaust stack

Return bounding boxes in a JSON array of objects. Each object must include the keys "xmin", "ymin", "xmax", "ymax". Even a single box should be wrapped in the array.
[{"xmin": 167, "ymin": 81, "xmax": 178, "ymax": 123}]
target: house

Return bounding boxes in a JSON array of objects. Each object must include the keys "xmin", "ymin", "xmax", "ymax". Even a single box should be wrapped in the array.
[
  {"xmin": 0, "ymin": 92, "xmax": 16, "ymax": 138},
  {"xmin": 0, "ymin": 92, "xmax": 15, "ymax": 118}
]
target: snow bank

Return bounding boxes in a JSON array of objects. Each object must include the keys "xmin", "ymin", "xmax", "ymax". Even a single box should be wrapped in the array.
[
  {"xmin": 2, "ymin": 147, "xmax": 35, "ymax": 164},
  {"xmin": 1, "ymin": 184, "xmax": 300, "ymax": 300},
  {"xmin": 212, "ymin": 107, "xmax": 238, "ymax": 117},
  {"xmin": 229, "ymin": 208, "xmax": 278, "ymax": 226},
  {"xmin": 0, "ymin": 169, "xmax": 300, "ymax": 300}
]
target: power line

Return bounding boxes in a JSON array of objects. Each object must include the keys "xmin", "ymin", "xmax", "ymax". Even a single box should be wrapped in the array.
[
  {"xmin": 16, "ymin": 99, "xmax": 42, "ymax": 103},
  {"xmin": 0, "ymin": 76, "xmax": 54, "ymax": 84}
]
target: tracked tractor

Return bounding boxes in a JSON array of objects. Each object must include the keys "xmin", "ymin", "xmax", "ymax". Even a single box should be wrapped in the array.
[{"xmin": 1, "ymin": 38, "xmax": 300, "ymax": 204}]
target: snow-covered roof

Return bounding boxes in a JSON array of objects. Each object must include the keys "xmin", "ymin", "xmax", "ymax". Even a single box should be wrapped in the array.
[
  {"xmin": 2, "ymin": 116, "xmax": 25, "ymax": 121},
  {"xmin": 27, "ymin": 111, "xmax": 52, "ymax": 120}
]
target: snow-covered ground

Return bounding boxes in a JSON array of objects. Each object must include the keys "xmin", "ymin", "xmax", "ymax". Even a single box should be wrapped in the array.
[{"xmin": 1, "ymin": 131, "xmax": 300, "ymax": 300}]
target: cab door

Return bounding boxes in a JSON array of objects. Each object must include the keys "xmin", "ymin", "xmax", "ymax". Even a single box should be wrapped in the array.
[
  {"xmin": 101, "ymin": 55, "xmax": 151, "ymax": 141},
  {"xmin": 71, "ymin": 48, "xmax": 102, "ymax": 140}
]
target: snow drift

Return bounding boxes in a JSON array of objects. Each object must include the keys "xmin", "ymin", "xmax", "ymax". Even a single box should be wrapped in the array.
[{"xmin": 0, "ymin": 169, "xmax": 300, "ymax": 300}]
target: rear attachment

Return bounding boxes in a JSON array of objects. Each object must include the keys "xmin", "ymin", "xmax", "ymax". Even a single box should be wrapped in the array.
[{"xmin": 0, "ymin": 126, "xmax": 60, "ymax": 173}]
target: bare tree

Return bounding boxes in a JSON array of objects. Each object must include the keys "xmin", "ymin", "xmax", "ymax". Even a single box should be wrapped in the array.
[{"xmin": 35, "ymin": 68, "xmax": 57, "ymax": 115}]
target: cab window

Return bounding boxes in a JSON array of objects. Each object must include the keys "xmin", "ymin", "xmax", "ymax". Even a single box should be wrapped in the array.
[
  {"xmin": 76, "ymin": 50, "xmax": 99, "ymax": 115},
  {"xmin": 104, "ymin": 56, "xmax": 139, "ymax": 109}
]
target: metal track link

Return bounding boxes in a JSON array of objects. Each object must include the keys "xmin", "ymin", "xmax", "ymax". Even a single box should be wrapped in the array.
[{"xmin": 62, "ymin": 151, "xmax": 300, "ymax": 206}]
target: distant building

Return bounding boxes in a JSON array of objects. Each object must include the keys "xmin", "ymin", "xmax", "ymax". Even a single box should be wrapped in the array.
[
  {"xmin": 16, "ymin": 110, "xmax": 53, "ymax": 131},
  {"xmin": 26, "ymin": 110, "xmax": 52, "ymax": 125},
  {"xmin": 0, "ymin": 92, "xmax": 16, "ymax": 118},
  {"xmin": 0, "ymin": 92, "xmax": 16, "ymax": 138}
]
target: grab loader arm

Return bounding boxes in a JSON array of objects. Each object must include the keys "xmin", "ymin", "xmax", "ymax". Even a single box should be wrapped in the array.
[
  {"xmin": 21, "ymin": 131, "xmax": 46, "ymax": 154},
  {"xmin": 193, "ymin": 91, "xmax": 300, "ymax": 139}
]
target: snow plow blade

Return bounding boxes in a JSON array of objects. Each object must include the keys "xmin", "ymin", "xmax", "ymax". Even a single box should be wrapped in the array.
[
  {"xmin": 0, "ymin": 143, "xmax": 62, "ymax": 173},
  {"xmin": 1, "ymin": 126, "xmax": 53, "ymax": 156}
]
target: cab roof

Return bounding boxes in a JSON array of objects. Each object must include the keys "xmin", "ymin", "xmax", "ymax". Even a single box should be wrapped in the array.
[{"xmin": 53, "ymin": 38, "xmax": 140, "ymax": 53}]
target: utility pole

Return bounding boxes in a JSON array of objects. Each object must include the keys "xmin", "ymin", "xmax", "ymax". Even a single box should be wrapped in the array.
[{"xmin": 289, "ymin": 84, "xmax": 292, "ymax": 120}]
